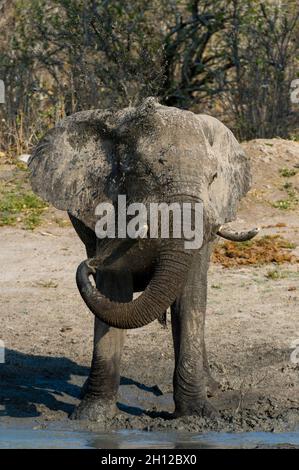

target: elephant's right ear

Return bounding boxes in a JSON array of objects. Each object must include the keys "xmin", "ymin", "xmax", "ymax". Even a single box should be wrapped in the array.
[{"xmin": 28, "ymin": 110, "xmax": 114, "ymax": 230}]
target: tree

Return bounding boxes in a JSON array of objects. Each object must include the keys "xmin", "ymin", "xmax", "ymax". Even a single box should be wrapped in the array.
[
  {"xmin": 160, "ymin": 0, "xmax": 233, "ymax": 108},
  {"xmin": 222, "ymin": 0, "xmax": 299, "ymax": 140},
  {"xmin": 0, "ymin": 0, "xmax": 298, "ymax": 154}
]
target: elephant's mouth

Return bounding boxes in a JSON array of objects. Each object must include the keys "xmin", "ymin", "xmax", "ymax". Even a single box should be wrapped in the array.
[{"xmin": 87, "ymin": 238, "xmax": 138, "ymax": 270}]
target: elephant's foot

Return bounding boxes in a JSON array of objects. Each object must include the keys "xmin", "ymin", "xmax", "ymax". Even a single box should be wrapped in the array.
[
  {"xmin": 206, "ymin": 375, "xmax": 221, "ymax": 397},
  {"xmin": 174, "ymin": 398, "xmax": 218, "ymax": 419},
  {"xmin": 71, "ymin": 395, "xmax": 117, "ymax": 422}
]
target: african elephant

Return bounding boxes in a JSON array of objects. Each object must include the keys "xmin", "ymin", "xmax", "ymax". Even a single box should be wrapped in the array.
[{"xmin": 29, "ymin": 97, "xmax": 258, "ymax": 421}]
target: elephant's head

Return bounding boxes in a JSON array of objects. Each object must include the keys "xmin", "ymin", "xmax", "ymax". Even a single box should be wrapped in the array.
[{"xmin": 29, "ymin": 98, "xmax": 252, "ymax": 329}]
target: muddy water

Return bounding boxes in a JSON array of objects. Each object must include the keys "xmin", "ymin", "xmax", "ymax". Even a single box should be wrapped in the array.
[{"xmin": 0, "ymin": 423, "xmax": 298, "ymax": 449}]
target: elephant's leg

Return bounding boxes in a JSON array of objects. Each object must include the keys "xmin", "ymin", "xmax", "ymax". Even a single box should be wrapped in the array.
[
  {"xmin": 171, "ymin": 243, "xmax": 218, "ymax": 417},
  {"xmin": 202, "ymin": 242, "xmax": 221, "ymax": 396},
  {"xmin": 203, "ymin": 331, "xmax": 221, "ymax": 397},
  {"xmin": 72, "ymin": 271, "xmax": 132, "ymax": 421},
  {"xmin": 172, "ymin": 309, "xmax": 220, "ymax": 398}
]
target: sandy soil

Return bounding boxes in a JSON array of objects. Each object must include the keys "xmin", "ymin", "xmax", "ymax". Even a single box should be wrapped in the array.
[{"xmin": 0, "ymin": 138, "xmax": 299, "ymax": 433}]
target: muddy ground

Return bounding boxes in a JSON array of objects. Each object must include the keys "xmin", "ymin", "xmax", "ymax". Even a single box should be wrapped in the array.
[{"xmin": 0, "ymin": 138, "xmax": 298, "ymax": 434}]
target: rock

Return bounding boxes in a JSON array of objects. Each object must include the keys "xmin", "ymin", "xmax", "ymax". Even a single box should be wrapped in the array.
[{"xmin": 18, "ymin": 154, "xmax": 31, "ymax": 163}]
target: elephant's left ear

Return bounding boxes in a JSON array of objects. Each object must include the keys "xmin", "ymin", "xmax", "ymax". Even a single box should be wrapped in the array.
[
  {"xmin": 198, "ymin": 115, "xmax": 252, "ymax": 226},
  {"xmin": 224, "ymin": 130, "xmax": 252, "ymax": 222}
]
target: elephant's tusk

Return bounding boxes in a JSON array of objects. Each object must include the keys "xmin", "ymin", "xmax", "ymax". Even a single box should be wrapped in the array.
[{"xmin": 217, "ymin": 226, "xmax": 260, "ymax": 242}]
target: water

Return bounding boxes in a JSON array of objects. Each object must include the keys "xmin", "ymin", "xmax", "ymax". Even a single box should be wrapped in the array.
[{"xmin": 0, "ymin": 424, "xmax": 298, "ymax": 449}]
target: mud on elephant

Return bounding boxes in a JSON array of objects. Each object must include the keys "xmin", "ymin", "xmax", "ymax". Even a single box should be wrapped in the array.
[{"xmin": 29, "ymin": 98, "xmax": 258, "ymax": 421}]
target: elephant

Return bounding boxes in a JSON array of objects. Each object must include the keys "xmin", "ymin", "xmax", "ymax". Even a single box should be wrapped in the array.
[{"xmin": 28, "ymin": 97, "xmax": 258, "ymax": 421}]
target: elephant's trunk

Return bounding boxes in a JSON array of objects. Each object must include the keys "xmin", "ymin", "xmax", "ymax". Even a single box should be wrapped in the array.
[{"xmin": 76, "ymin": 242, "xmax": 192, "ymax": 329}]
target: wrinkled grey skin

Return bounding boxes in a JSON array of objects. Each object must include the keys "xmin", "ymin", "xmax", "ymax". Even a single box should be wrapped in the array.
[{"xmin": 29, "ymin": 98, "xmax": 251, "ymax": 420}]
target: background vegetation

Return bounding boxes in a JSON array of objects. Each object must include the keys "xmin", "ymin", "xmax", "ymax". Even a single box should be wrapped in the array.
[{"xmin": 0, "ymin": 0, "xmax": 298, "ymax": 153}]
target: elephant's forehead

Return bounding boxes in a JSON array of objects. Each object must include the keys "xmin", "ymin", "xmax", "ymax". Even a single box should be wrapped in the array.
[
  {"xmin": 134, "ymin": 108, "xmax": 216, "ymax": 167},
  {"xmin": 138, "ymin": 106, "xmax": 233, "ymax": 155}
]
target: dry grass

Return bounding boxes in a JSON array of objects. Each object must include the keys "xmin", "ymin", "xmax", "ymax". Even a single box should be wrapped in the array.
[
  {"xmin": 212, "ymin": 235, "xmax": 298, "ymax": 268},
  {"xmin": 0, "ymin": 180, "xmax": 48, "ymax": 229},
  {"xmin": 0, "ymin": 157, "xmax": 70, "ymax": 230}
]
